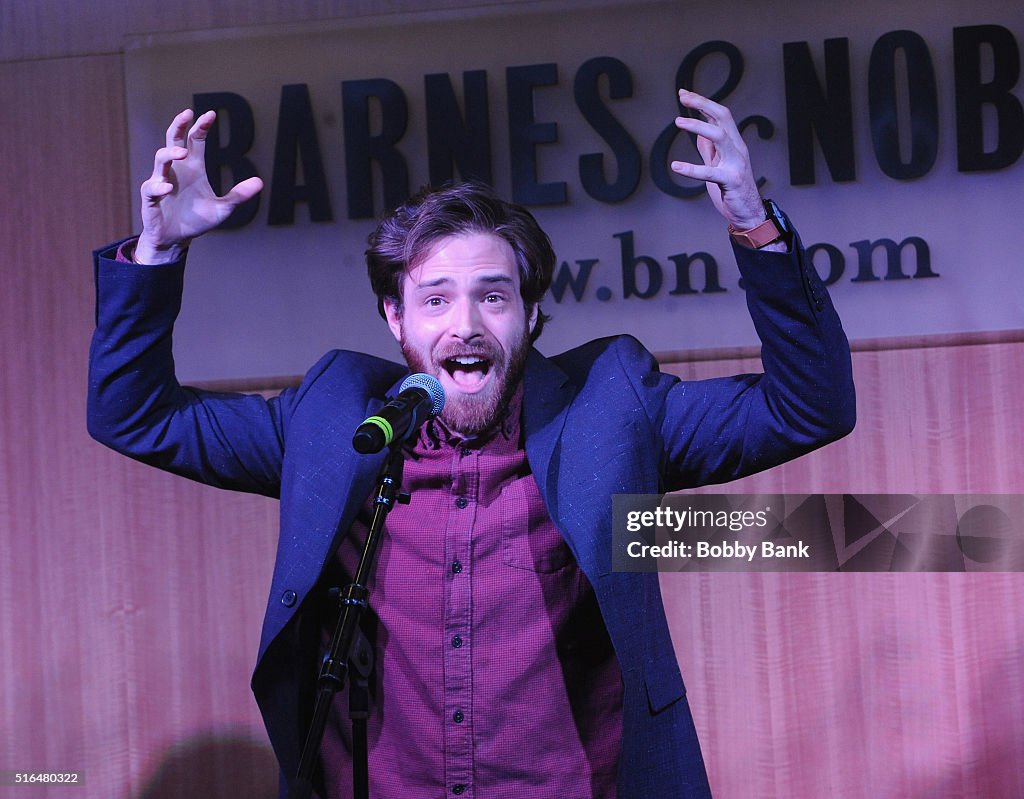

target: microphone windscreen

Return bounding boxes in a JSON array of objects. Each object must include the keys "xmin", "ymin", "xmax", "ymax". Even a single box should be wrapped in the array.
[{"xmin": 400, "ymin": 373, "xmax": 445, "ymax": 417}]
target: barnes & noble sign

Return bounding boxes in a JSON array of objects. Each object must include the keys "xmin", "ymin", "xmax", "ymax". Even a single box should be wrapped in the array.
[{"xmin": 125, "ymin": 0, "xmax": 1024, "ymax": 380}]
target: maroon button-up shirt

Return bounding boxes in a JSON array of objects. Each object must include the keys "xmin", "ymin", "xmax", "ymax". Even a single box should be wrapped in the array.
[{"xmin": 320, "ymin": 388, "xmax": 623, "ymax": 798}]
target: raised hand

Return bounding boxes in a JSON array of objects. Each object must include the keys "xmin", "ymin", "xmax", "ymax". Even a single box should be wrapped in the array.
[
  {"xmin": 135, "ymin": 109, "xmax": 263, "ymax": 264},
  {"xmin": 669, "ymin": 89, "xmax": 767, "ymax": 232}
]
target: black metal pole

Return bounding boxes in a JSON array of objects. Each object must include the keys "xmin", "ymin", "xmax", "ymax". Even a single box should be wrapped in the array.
[{"xmin": 288, "ymin": 447, "xmax": 407, "ymax": 799}]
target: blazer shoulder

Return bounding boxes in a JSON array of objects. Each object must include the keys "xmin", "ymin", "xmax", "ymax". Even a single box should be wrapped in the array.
[
  {"xmin": 296, "ymin": 349, "xmax": 407, "ymax": 403},
  {"xmin": 547, "ymin": 334, "xmax": 654, "ymax": 384}
]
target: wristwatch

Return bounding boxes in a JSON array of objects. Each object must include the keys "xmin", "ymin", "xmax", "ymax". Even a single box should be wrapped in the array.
[{"xmin": 728, "ymin": 198, "xmax": 790, "ymax": 249}]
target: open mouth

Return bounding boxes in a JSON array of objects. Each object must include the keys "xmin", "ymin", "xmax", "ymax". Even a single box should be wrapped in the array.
[{"xmin": 442, "ymin": 355, "xmax": 493, "ymax": 392}]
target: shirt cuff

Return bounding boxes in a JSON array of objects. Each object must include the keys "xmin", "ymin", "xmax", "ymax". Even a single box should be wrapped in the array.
[{"xmin": 115, "ymin": 238, "xmax": 140, "ymax": 263}]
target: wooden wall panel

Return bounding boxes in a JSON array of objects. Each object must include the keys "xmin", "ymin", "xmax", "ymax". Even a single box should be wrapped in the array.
[
  {"xmin": 0, "ymin": 55, "xmax": 281, "ymax": 798},
  {"xmin": 1, "ymin": 52, "xmax": 132, "ymax": 791},
  {"xmin": 659, "ymin": 340, "xmax": 1024, "ymax": 797},
  {"xmin": 661, "ymin": 337, "xmax": 1024, "ymax": 493}
]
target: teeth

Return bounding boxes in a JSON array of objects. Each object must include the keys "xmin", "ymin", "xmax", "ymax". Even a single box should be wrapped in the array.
[{"xmin": 452, "ymin": 357, "xmax": 484, "ymax": 365}]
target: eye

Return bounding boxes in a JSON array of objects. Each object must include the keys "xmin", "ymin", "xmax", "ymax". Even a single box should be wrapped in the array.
[
  {"xmin": 425, "ymin": 296, "xmax": 445, "ymax": 308},
  {"xmin": 483, "ymin": 292, "xmax": 505, "ymax": 304}
]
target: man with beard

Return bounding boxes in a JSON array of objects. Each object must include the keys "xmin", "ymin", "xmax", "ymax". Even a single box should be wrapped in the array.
[{"xmin": 88, "ymin": 89, "xmax": 855, "ymax": 798}]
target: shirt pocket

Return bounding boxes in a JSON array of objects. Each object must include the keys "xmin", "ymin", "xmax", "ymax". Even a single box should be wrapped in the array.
[{"xmin": 500, "ymin": 476, "xmax": 573, "ymax": 573}]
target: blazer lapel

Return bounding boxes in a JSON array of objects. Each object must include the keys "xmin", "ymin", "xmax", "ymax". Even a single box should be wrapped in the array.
[
  {"xmin": 321, "ymin": 379, "xmax": 409, "ymax": 564},
  {"xmin": 522, "ymin": 348, "xmax": 584, "ymax": 557}
]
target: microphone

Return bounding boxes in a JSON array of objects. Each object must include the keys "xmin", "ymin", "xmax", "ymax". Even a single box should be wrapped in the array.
[{"xmin": 352, "ymin": 373, "xmax": 446, "ymax": 454}]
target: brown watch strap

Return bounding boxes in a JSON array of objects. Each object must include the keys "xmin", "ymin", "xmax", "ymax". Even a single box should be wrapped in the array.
[{"xmin": 729, "ymin": 215, "xmax": 783, "ymax": 249}]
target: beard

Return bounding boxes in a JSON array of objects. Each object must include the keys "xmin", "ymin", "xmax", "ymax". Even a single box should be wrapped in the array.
[{"xmin": 398, "ymin": 327, "xmax": 531, "ymax": 437}]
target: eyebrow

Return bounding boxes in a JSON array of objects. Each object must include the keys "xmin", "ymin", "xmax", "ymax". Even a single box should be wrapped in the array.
[{"xmin": 412, "ymin": 274, "xmax": 516, "ymax": 290}]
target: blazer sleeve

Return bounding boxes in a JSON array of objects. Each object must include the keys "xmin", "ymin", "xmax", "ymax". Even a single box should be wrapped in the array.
[
  {"xmin": 86, "ymin": 241, "xmax": 303, "ymax": 497},
  {"xmin": 626, "ymin": 231, "xmax": 856, "ymax": 491}
]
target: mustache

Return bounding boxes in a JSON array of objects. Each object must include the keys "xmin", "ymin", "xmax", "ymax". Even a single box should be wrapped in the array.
[{"xmin": 433, "ymin": 342, "xmax": 504, "ymax": 364}]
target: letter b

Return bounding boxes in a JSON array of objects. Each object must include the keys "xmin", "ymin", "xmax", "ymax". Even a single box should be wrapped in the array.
[
  {"xmin": 193, "ymin": 92, "xmax": 261, "ymax": 229},
  {"xmin": 615, "ymin": 230, "xmax": 662, "ymax": 299},
  {"xmin": 954, "ymin": 25, "xmax": 1024, "ymax": 172}
]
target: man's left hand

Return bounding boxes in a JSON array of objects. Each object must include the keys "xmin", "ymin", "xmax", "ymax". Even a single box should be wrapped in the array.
[{"xmin": 670, "ymin": 89, "xmax": 769, "ymax": 233}]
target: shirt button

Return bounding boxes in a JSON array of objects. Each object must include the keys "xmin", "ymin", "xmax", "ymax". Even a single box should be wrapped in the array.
[
  {"xmin": 280, "ymin": 590, "xmax": 297, "ymax": 607},
  {"xmin": 452, "ymin": 785, "xmax": 466, "ymax": 795},
  {"xmin": 453, "ymin": 709, "xmax": 464, "ymax": 723},
  {"xmin": 455, "ymin": 496, "xmax": 468, "ymax": 509},
  {"xmin": 451, "ymin": 560, "xmax": 463, "ymax": 574},
  {"xmin": 460, "ymin": 446, "xmax": 472, "ymax": 457},
  {"xmin": 452, "ymin": 635, "xmax": 463, "ymax": 648}
]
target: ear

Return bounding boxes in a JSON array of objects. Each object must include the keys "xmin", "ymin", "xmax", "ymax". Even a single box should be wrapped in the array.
[
  {"xmin": 527, "ymin": 303, "xmax": 539, "ymax": 335},
  {"xmin": 383, "ymin": 298, "xmax": 403, "ymax": 343}
]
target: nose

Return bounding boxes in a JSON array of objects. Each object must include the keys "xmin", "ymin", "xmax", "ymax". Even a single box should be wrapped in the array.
[{"xmin": 449, "ymin": 298, "xmax": 483, "ymax": 341}]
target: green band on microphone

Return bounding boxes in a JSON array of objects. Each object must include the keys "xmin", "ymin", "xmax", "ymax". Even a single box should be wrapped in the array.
[{"xmin": 363, "ymin": 415, "xmax": 395, "ymax": 445}]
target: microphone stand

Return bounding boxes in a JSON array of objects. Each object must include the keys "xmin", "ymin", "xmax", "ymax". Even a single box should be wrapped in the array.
[{"xmin": 288, "ymin": 444, "xmax": 409, "ymax": 799}]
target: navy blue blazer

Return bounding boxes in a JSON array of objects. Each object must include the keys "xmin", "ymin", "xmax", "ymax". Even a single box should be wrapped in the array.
[{"xmin": 88, "ymin": 235, "xmax": 854, "ymax": 798}]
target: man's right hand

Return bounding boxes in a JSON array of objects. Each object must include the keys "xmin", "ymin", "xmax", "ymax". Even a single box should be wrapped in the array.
[{"xmin": 135, "ymin": 109, "xmax": 264, "ymax": 264}]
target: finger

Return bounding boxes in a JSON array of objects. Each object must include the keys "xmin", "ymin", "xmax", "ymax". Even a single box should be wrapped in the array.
[
  {"xmin": 151, "ymin": 145, "xmax": 188, "ymax": 181},
  {"xmin": 676, "ymin": 114, "xmax": 750, "ymax": 170},
  {"xmin": 677, "ymin": 89, "xmax": 749, "ymax": 152},
  {"xmin": 186, "ymin": 110, "xmax": 216, "ymax": 161},
  {"xmin": 677, "ymin": 89, "xmax": 733, "ymax": 126},
  {"xmin": 223, "ymin": 175, "xmax": 264, "ymax": 204},
  {"xmin": 165, "ymin": 109, "xmax": 194, "ymax": 149},
  {"xmin": 670, "ymin": 160, "xmax": 719, "ymax": 183},
  {"xmin": 674, "ymin": 116, "xmax": 727, "ymax": 146},
  {"xmin": 141, "ymin": 177, "xmax": 175, "ymax": 204},
  {"xmin": 696, "ymin": 134, "xmax": 717, "ymax": 166}
]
